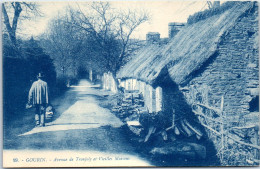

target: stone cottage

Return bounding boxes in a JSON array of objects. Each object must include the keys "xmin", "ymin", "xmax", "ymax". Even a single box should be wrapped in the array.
[{"xmin": 117, "ymin": 1, "xmax": 259, "ymax": 166}]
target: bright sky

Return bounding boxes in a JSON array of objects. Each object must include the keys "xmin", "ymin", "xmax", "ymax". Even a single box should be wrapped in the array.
[{"xmin": 19, "ymin": 1, "xmax": 211, "ymax": 40}]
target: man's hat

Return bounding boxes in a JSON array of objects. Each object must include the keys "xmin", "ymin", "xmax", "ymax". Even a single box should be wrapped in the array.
[{"xmin": 37, "ymin": 73, "xmax": 44, "ymax": 78}]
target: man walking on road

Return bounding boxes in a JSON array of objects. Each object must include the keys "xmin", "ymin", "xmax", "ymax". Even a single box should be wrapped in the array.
[{"xmin": 27, "ymin": 73, "xmax": 49, "ymax": 127}]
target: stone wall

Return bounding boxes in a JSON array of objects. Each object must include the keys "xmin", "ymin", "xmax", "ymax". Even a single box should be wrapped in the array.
[
  {"xmin": 181, "ymin": 3, "xmax": 259, "ymax": 165},
  {"xmin": 119, "ymin": 79, "xmax": 163, "ymax": 113}
]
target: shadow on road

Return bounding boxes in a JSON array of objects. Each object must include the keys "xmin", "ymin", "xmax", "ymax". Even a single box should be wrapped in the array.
[{"xmin": 3, "ymin": 80, "xmax": 154, "ymax": 166}]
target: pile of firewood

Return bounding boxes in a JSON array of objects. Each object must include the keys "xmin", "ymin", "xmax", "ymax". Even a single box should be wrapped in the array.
[
  {"xmin": 111, "ymin": 90, "xmax": 209, "ymax": 161},
  {"xmin": 112, "ymin": 90, "xmax": 146, "ymax": 122}
]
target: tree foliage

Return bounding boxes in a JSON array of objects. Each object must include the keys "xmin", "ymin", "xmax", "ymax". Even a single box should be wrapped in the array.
[
  {"xmin": 73, "ymin": 2, "xmax": 150, "ymax": 73},
  {"xmin": 23, "ymin": 38, "xmax": 56, "ymax": 86},
  {"xmin": 2, "ymin": 2, "xmax": 41, "ymax": 50},
  {"xmin": 3, "ymin": 37, "xmax": 56, "ymax": 117},
  {"xmin": 42, "ymin": 2, "xmax": 150, "ymax": 78},
  {"xmin": 41, "ymin": 13, "xmax": 85, "ymax": 78}
]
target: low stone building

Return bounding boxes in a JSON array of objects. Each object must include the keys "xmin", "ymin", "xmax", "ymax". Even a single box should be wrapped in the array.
[
  {"xmin": 146, "ymin": 32, "xmax": 160, "ymax": 44},
  {"xmin": 117, "ymin": 1, "xmax": 259, "ymax": 166}
]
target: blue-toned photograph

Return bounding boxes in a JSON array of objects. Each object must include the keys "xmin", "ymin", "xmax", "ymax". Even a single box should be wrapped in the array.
[{"xmin": 2, "ymin": 1, "xmax": 259, "ymax": 167}]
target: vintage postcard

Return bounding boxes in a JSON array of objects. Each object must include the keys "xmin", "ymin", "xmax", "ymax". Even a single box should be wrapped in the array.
[{"xmin": 2, "ymin": 0, "xmax": 259, "ymax": 168}]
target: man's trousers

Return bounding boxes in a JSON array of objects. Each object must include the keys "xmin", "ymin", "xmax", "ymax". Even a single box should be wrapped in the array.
[{"xmin": 35, "ymin": 104, "xmax": 46, "ymax": 126}]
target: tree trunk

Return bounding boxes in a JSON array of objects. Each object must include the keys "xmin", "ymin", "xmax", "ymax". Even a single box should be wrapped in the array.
[{"xmin": 2, "ymin": 3, "xmax": 22, "ymax": 52}]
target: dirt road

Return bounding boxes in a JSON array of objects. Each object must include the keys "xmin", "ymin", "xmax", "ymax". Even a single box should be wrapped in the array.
[{"xmin": 4, "ymin": 80, "xmax": 151, "ymax": 167}]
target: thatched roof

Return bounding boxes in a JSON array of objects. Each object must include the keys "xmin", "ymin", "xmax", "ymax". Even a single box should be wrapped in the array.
[
  {"xmin": 117, "ymin": 2, "xmax": 253, "ymax": 85},
  {"xmin": 117, "ymin": 43, "xmax": 166, "ymax": 81}
]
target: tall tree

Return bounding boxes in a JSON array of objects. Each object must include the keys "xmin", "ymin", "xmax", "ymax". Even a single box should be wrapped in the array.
[
  {"xmin": 2, "ymin": 2, "xmax": 41, "ymax": 49},
  {"xmin": 23, "ymin": 37, "xmax": 56, "ymax": 88},
  {"xmin": 69, "ymin": 2, "xmax": 150, "ymax": 74},
  {"xmin": 41, "ymin": 13, "xmax": 85, "ymax": 78},
  {"xmin": 116, "ymin": 8, "xmax": 149, "ymax": 70}
]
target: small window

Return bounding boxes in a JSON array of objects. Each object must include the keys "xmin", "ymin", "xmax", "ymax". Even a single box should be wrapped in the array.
[
  {"xmin": 247, "ymin": 30, "xmax": 255, "ymax": 38},
  {"xmin": 249, "ymin": 96, "xmax": 259, "ymax": 112}
]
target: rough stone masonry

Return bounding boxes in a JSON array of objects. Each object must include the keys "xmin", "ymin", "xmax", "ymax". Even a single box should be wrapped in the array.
[{"xmin": 182, "ymin": 2, "xmax": 259, "ymax": 165}]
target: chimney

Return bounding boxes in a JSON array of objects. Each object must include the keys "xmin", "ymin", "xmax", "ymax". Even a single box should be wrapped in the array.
[
  {"xmin": 146, "ymin": 32, "xmax": 160, "ymax": 44},
  {"xmin": 213, "ymin": 1, "xmax": 220, "ymax": 8},
  {"xmin": 168, "ymin": 22, "xmax": 185, "ymax": 39}
]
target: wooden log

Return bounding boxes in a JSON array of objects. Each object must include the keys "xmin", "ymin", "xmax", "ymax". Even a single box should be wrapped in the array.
[
  {"xmin": 197, "ymin": 103, "xmax": 221, "ymax": 113},
  {"xmin": 231, "ymin": 125, "xmax": 258, "ymax": 129},
  {"xmin": 200, "ymin": 123, "xmax": 222, "ymax": 135},
  {"xmin": 166, "ymin": 126, "xmax": 174, "ymax": 131},
  {"xmin": 161, "ymin": 130, "xmax": 168, "ymax": 141},
  {"xmin": 144, "ymin": 126, "xmax": 156, "ymax": 142},
  {"xmin": 174, "ymin": 126, "xmax": 180, "ymax": 135},
  {"xmin": 184, "ymin": 119, "xmax": 203, "ymax": 137},
  {"xmin": 127, "ymin": 121, "xmax": 143, "ymax": 136},
  {"xmin": 180, "ymin": 120, "xmax": 193, "ymax": 137},
  {"xmin": 166, "ymin": 109, "xmax": 176, "ymax": 131}
]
